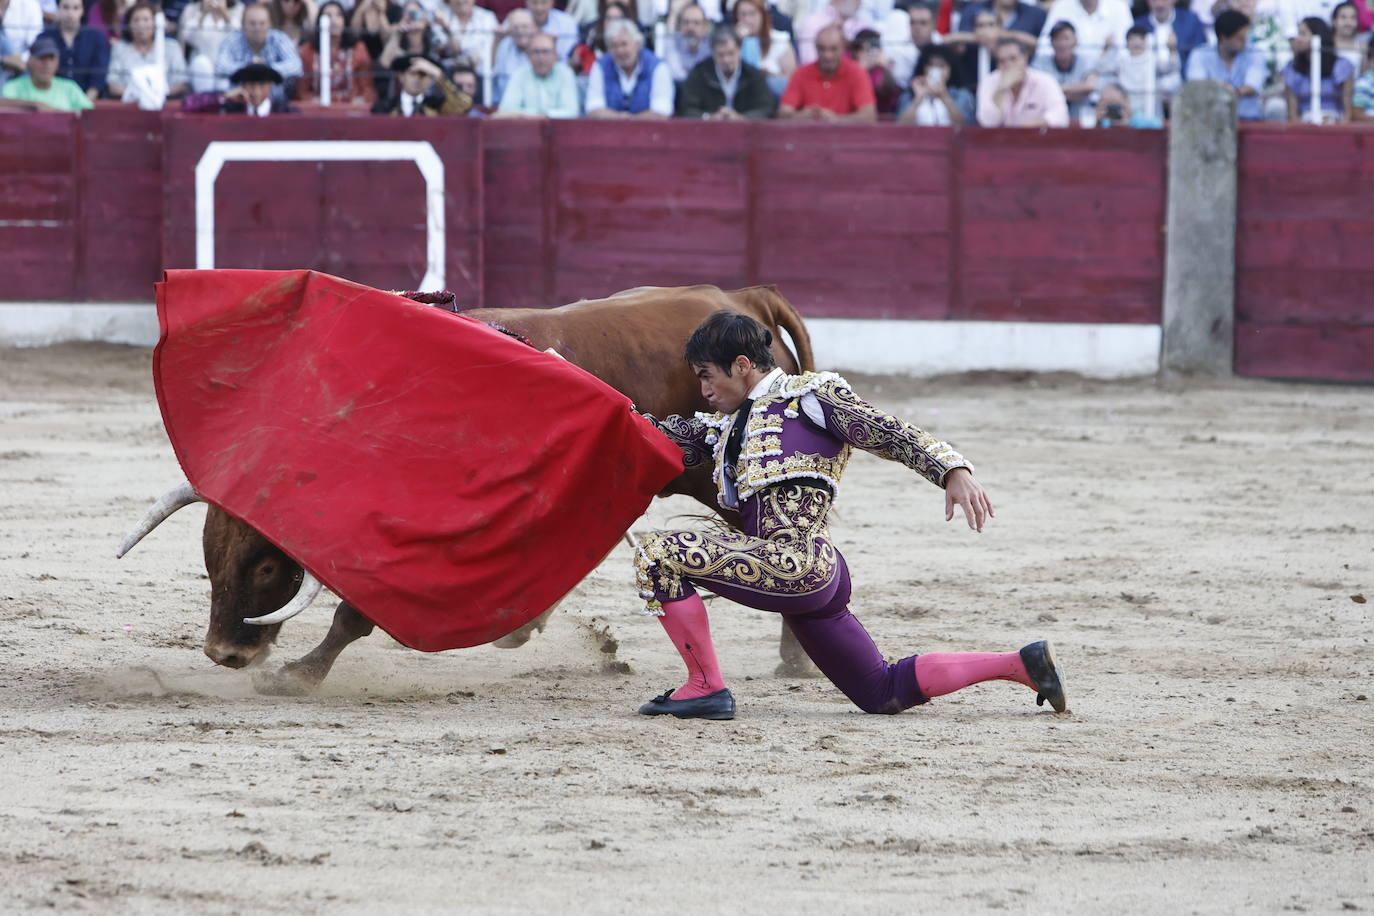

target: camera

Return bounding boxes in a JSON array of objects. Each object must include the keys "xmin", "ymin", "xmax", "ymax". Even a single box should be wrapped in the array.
[{"xmin": 1103, "ymin": 103, "xmax": 1125, "ymax": 123}]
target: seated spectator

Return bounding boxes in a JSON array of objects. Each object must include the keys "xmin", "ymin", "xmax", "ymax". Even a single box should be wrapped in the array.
[
  {"xmin": 373, "ymin": 52, "xmax": 473, "ymax": 115},
  {"xmin": 297, "ymin": 0, "xmax": 376, "ymax": 106},
  {"xmin": 977, "ymin": 35, "xmax": 1069, "ymax": 125},
  {"xmin": 380, "ymin": 0, "xmax": 446, "ymax": 71},
  {"xmin": 852, "ymin": 27, "xmax": 901, "ymax": 113},
  {"xmin": 585, "ymin": 18, "xmax": 674, "ymax": 118},
  {"xmin": 493, "ymin": 31, "xmax": 578, "ymax": 116},
  {"xmin": 349, "ymin": 0, "xmax": 396, "ymax": 65},
  {"xmin": 665, "ymin": 3, "xmax": 712, "ymax": 83},
  {"xmin": 947, "ymin": 9, "xmax": 1011, "ymax": 90},
  {"xmin": 182, "ymin": 60, "xmax": 298, "ymax": 112},
  {"xmin": 1353, "ymin": 41, "xmax": 1374, "ymax": 122},
  {"xmin": 1331, "ymin": 3, "xmax": 1365, "ymax": 73},
  {"xmin": 490, "ymin": 6, "xmax": 535, "ymax": 102},
  {"xmin": 41, "ymin": 0, "xmax": 109, "ymax": 100},
  {"xmin": 1091, "ymin": 81, "xmax": 1162, "ymax": 125},
  {"xmin": 1033, "ymin": 21, "xmax": 1097, "ymax": 119},
  {"xmin": 797, "ymin": 0, "xmax": 875, "ymax": 66},
  {"xmin": 0, "ymin": 33, "xmax": 93, "ymax": 108},
  {"xmin": 4, "ymin": 0, "xmax": 43, "ymax": 67},
  {"xmin": 897, "ymin": 41, "xmax": 973, "ymax": 123},
  {"xmin": 1115, "ymin": 23, "xmax": 1179, "ymax": 116},
  {"xmin": 268, "ymin": 0, "xmax": 317, "ymax": 47},
  {"xmin": 889, "ymin": 1, "xmax": 941, "ymax": 88},
  {"xmin": 1134, "ymin": 0, "xmax": 1205, "ymax": 74},
  {"xmin": 733, "ymin": 0, "xmax": 795, "ymax": 97},
  {"xmin": 1039, "ymin": 0, "xmax": 1132, "ymax": 73},
  {"xmin": 214, "ymin": 1, "xmax": 303, "ymax": 97},
  {"xmin": 517, "ymin": 0, "xmax": 577, "ymax": 61},
  {"xmin": 86, "ymin": 0, "xmax": 136, "ymax": 42},
  {"xmin": 958, "ymin": 0, "xmax": 1046, "ymax": 43},
  {"xmin": 181, "ymin": 0, "xmax": 242, "ymax": 92},
  {"xmin": 678, "ymin": 24, "xmax": 776, "ymax": 118},
  {"xmin": 435, "ymin": 0, "xmax": 497, "ymax": 77},
  {"xmin": 1283, "ymin": 16, "xmax": 1355, "ymax": 121},
  {"xmin": 569, "ymin": 1, "xmax": 629, "ymax": 77},
  {"xmin": 108, "ymin": 3, "xmax": 190, "ymax": 101},
  {"xmin": 451, "ymin": 63, "xmax": 484, "ymax": 110},
  {"xmin": 1183, "ymin": 10, "xmax": 1265, "ymax": 121},
  {"xmin": 777, "ymin": 24, "xmax": 877, "ymax": 119}
]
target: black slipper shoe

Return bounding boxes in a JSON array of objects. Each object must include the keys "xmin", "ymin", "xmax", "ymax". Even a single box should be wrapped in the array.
[
  {"xmin": 1019, "ymin": 640, "xmax": 1068, "ymax": 713},
  {"xmin": 638, "ymin": 687, "xmax": 736, "ymax": 720}
]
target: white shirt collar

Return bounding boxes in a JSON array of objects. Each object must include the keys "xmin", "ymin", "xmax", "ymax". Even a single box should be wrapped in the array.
[
  {"xmin": 748, "ymin": 367, "xmax": 785, "ymax": 399},
  {"xmin": 252, "ymin": 97, "xmax": 272, "ymax": 117}
]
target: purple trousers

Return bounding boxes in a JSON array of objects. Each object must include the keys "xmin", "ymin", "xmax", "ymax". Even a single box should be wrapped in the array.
[{"xmin": 635, "ymin": 483, "xmax": 925, "ymax": 714}]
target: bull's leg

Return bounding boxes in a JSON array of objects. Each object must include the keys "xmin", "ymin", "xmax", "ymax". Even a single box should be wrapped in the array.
[
  {"xmin": 491, "ymin": 602, "xmax": 559, "ymax": 649},
  {"xmin": 252, "ymin": 601, "xmax": 375, "ymax": 696},
  {"xmin": 776, "ymin": 618, "xmax": 821, "ymax": 677}
]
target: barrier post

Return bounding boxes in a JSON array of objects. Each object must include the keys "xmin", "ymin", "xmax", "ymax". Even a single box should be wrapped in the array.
[
  {"xmin": 320, "ymin": 13, "xmax": 332, "ymax": 107},
  {"xmin": 1161, "ymin": 80, "xmax": 1238, "ymax": 377},
  {"xmin": 1308, "ymin": 34, "xmax": 1321, "ymax": 124}
]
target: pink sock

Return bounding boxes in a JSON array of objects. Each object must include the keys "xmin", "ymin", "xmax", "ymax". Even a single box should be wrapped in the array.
[
  {"xmin": 914, "ymin": 651, "xmax": 1034, "ymax": 699},
  {"xmin": 657, "ymin": 593, "xmax": 726, "ymax": 700}
]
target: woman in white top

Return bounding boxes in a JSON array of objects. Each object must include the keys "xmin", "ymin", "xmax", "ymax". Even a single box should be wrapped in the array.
[
  {"xmin": 107, "ymin": 2, "xmax": 191, "ymax": 99},
  {"xmin": 1332, "ymin": 2, "xmax": 1369, "ymax": 71},
  {"xmin": 435, "ymin": 0, "xmax": 497, "ymax": 74},
  {"xmin": 733, "ymin": 0, "xmax": 795, "ymax": 94},
  {"xmin": 181, "ymin": 0, "xmax": 242, "ymax": 91}
]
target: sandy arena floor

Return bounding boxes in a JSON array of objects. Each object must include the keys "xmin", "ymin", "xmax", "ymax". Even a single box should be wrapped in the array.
[{"xmin": 1, "ymin": 343, "xmax": 1371, "ymax": 914}]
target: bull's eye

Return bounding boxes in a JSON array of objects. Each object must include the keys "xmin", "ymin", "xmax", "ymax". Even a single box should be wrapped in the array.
[{"xmin": 258, "ymin": 562, "xmax": 277, "ymax": 579}]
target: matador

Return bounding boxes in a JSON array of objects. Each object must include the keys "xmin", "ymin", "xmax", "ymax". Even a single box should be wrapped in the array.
[{"xmin": 634, "ymin": 311, "xmax": 1068, "ymax": 720}]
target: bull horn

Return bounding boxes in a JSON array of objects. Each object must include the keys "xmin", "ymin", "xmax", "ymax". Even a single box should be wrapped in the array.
[
  {"xmin": 243, "ymin": 569, "xmax": 323, "ymax": 626},
  {"xmin": 116, "ymin": 480, "xmax": 203, "ymax": 558}
]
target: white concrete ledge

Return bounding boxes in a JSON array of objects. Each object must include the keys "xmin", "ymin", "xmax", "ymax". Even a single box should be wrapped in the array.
[
  {"xmin": 2, "ymin": 304, "xmax": 1162, "ymax": 379},
  {"xmin": 0, "ymin": 303, "xmax": 160, "ymax": 348},
  {"xmin": 808, "ymin": 318, "xmax": 1161, "ymax": 379}
]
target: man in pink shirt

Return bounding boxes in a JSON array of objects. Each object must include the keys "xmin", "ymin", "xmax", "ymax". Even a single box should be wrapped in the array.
[
  {"xmin": 977, "ymin": 36, "xmax": 1070, "ymax": 126},
  {"xmin": 778, "ymin": 25, "xmax": 878, "ymax": 121},
  {"xmin": 796, "ymin": 0, "xmax": 875, "ymax": 66}
]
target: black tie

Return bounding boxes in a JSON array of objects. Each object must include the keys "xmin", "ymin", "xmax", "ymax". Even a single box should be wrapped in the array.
[{"xmin": 724, "ymin": 399, "xmax": 753, "ymax": 477}]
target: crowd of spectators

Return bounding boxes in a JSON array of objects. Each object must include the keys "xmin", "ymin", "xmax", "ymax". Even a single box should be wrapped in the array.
[{"xmin": 1, "ymin": 0, "xmax": 1371, "ymax": 123}]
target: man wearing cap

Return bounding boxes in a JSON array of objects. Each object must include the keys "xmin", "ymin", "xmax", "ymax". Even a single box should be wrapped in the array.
[
  {"xmin": 373, "ymin": 53, "xmax": 472, "ymax": 116},
  {"xmin": 181, "ymin": 62, "xmax": 298, "ymax": 114},
  {"xmin": 0, "ymin": 34, "xmax": 93, "ymax": 110}
]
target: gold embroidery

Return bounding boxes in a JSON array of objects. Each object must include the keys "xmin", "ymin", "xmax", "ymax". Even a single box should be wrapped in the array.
[{"xmin": 635, "ymin": 485, "xmax": 838, "ymax": 612}]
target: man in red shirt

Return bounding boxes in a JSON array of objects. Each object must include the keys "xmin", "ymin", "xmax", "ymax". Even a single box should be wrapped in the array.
[{"xmin": 777, "ymin": 25, "xmax": 878, "ymax": 121}]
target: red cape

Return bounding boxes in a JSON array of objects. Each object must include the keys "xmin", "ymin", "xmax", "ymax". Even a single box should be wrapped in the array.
[{"xmin": 153, "ymin": 269, "xmax": 683, "ymax": 651}]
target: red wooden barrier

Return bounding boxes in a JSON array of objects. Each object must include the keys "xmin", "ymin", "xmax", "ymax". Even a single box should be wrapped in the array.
[
  {"xmin": 8, "ymin": 110, "xmax": 1371, "ymax": 382},
  {"xmin": 1235, "ymin": 125, "xmax": 1374, "ymax": 382}
]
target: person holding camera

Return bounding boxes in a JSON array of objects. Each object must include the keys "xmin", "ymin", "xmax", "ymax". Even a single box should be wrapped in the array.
[{"xmin": 898, "ymin": 42, "xmax": 974, "ymax": 124}]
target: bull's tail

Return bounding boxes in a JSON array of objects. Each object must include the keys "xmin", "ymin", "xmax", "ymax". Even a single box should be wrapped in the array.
[{"xmin": 754, "ymin": 285, "xmax": 815, "ymax": 372}]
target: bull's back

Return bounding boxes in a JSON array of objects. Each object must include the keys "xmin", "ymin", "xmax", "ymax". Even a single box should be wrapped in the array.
[{"xmin": 463, "ymin": 285, "xmax": 806, "ymax": 418}]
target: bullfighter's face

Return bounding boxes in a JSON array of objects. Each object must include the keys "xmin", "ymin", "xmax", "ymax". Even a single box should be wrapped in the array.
[{"xmin": 693, "ymin": 357, "xmax": 754, "ymax": 415}]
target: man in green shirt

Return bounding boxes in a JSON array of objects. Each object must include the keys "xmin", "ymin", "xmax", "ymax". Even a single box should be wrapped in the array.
[
  {"xmin": 1, "ymin": 35, "xmax": 94, "ymax": 111},
  {"xmin": 493, "ymin": 32, "xmax": 580, "ymax": 119}
]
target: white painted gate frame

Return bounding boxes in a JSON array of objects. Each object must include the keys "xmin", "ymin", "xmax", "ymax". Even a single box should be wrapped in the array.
[{"xmin": 193, "ymin": 140, "xmax": 446, "ymax": 290}]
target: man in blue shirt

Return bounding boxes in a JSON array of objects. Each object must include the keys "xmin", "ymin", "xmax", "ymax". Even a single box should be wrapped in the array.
[
  {"xmin": 214, "ymin": 2, "xmax": 303, "ymax": 99},
  {"xmin": 40, "ymin": 0, "xmax": 108, "ymax": 99},
  {"xmin": 958, "ymin": 0, "xmax": 1046, "ymax": 41},
  {"xmin": 1184, "ymin": 9, "xmax": 1265, "ymax": 120}
]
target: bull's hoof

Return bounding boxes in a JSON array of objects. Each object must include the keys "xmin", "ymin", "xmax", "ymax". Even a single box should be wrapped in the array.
[
  {"xmin": 251, "ymin": 665, "xmax": 321, "ymax": 696},
  {"xmin": 491, "ymin": 630, "xmax": 532, "ymax": 649},
  {"xmin": 774, "ymin": 657, "xmax": 823, "ymax": 678}
]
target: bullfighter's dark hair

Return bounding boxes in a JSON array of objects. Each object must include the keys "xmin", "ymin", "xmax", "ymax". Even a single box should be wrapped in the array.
[{"xmin": 684, "ymin": 311, "xmax": 776, "ymax": 376}]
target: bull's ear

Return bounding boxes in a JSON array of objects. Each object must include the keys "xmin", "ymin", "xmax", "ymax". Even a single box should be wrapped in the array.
[{"xmin": 116, "ymin": 481, "xmax": 202, "ymax": 558}]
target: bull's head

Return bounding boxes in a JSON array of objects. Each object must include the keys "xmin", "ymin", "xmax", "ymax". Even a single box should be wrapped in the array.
[{"xmin": 116, "ymin": 483, "xmax": 323, "ymax": 668}]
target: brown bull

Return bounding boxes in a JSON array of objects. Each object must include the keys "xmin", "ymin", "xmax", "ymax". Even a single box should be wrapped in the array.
[{"xmin": 118, "ymin": 284, "xmax": 818, "ymax": 694}]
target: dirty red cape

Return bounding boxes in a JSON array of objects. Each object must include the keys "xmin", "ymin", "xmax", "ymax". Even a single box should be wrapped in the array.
[{"xmin": 153, "ymin": 269, "xmax": 684, "ymax": 651}]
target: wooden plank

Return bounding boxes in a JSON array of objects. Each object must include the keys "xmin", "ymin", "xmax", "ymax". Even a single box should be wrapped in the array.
[
  {"xmin": 1237, "ymin": 218, "xmax": 1374, "ymax": 270},
  {"xmin": 1236, "ymin": 270, "xmax": 1374, "ymax": 326},
  {"xmin": 1235, "ymin": 321, "xmax": 1374, "ymax": 382}
]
